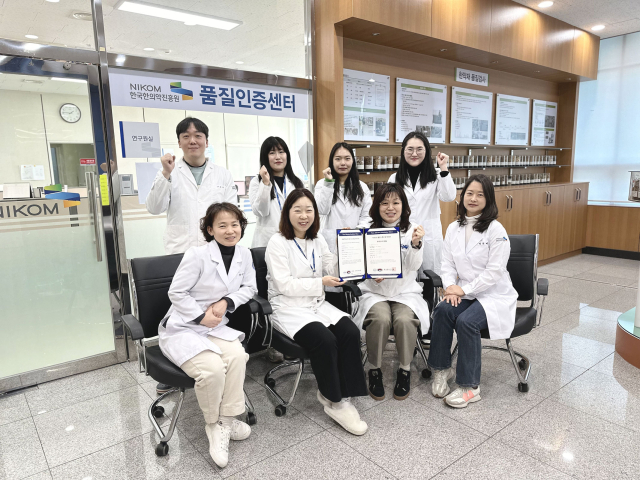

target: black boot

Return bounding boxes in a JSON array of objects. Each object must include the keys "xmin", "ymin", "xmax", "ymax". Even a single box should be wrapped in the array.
[
  {"xmin": 368, "ymin": 368, "xmax": 385, "ymax": 401},
  {"xmin": 393, "ymin": 368, "xmax": 411, "ymax": 400}
]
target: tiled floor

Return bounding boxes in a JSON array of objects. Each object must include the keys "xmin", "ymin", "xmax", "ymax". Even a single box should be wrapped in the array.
[{"xmin": 1, "ymin": 254, "xmax": 639, "ymax": 480}]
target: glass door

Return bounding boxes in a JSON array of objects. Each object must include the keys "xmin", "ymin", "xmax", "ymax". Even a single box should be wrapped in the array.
[{"xmin": 0, "ymin": 57, "xmax": 116, "ymax": 385}]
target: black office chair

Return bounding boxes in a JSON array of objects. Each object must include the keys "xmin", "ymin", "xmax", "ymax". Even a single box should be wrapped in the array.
[
  {"xmin": 249, "ymin": 247, "xmax": 361, "ymax": 417},
  {"xmin": 121, "ymin": 254, "xmax": 260, "ymax": 457}
]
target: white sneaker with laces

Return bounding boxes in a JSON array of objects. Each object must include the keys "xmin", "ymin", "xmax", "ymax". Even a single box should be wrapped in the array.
[
  {"xmin": 206, "ymin": 422, "xmax": 231, "ymax": 468},
  {"xmin": 444, "ymin": 386, "xmax": 481, "ymax": 408},
  {"xmin": 229, "ymin": 419, "xmax": 251, "ymax": 441},
  {"xmin": 431, "ymin": 368, "xmax": 455, "ymax": 398},
  {"xmin": 324, "ymin": 399, "xmax": 368, "ymax": 436}
]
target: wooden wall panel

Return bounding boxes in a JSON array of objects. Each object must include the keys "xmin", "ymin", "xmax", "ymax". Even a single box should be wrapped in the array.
[
  {"xmin": 351, "ymin": 0, "xmax": 432, "ymax": 36},
  {"xmin": 572, "ymin": 29, "xmax": 600, "ymax": 79},
  {"xmin": 586, "ymin": 206, "xmax": 640, "ymax": 252},
  {"xmin": 536, "ymin": 15, "xmax": 575, "ymax": 73},
  {"xmin": 431, "ymin": 0, "xmax": 492, "ymax": 51},
  {"xmin": 490, "ymin": 0, "xmax": 540, "ymax": 64}
]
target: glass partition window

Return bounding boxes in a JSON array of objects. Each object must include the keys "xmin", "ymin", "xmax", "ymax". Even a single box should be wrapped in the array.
[{"xmin": 102, "ymin": 0, "xmax": 308, "ymax": 78}]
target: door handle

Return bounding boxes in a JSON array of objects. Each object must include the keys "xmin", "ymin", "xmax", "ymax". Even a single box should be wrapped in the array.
[
  {"xmin": 85, "ymin": 172, "xmax": 103, "ymax": 262},
  {"xmin": 575, "ymin": 188, "xmax": 579, "ymax": 202},
  {"xmin": 578, "ymin": 188, "xmax": 582, "ymax": 201},
  {"xmin": 549, "ymin": 191, "xmax": 552, "ymax": 205},
  {"xmin": 510, "ymin": 195, "xmax": 514, "ymax": 211},
  {"xmin": 506, "ymin": 195, "xmax": 510, "ymax": 211},
  {"xmin": 544, "ymin": 191, "xmax": 549, "ymax": 206}
]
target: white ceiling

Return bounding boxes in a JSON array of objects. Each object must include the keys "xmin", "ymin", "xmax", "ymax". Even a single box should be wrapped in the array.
[
  {"xmin": 0, "ymin": 72, "xmax": 88, "ymax": 95},
  {"xmin": 0, "ymin": 0, "xmax": 307, "ymax": 78},
  {"xmin": 514, "ymin": 0, "xmax": 640, "ymax": 39}
]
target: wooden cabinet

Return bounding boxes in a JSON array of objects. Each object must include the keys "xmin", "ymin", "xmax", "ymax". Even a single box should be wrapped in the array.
[
  {"xmin": 439, "ymin": 194, "xmax": 460, "ymax": 237},
  {"xmin": 431, "ymin": 0, "xmax": 492, "ymax": 51},
  {"xmin": 490, "ymin": 0, "xmax": 540, "ymax": 64},
  {"xmin": 572, "ymin": 29, "xmax": 600, "ymax": 79},
  {"xmin": 586, "ymin": 205, "xmax": 640, "ymax": 252}
]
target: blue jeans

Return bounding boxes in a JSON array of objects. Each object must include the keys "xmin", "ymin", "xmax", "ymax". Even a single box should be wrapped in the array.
[{"xmin": 428, "ymin": 299, "xmax": 488, "ymax": 388}]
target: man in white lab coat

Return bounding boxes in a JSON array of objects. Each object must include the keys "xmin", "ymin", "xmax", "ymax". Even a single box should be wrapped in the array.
[
  {"xmin": 146, "ymin": 117, "xmax": 237, "ymax": 394},
  {"xmin": 146, "ymin": 117, "xmax": 237, "ymax": 255}
]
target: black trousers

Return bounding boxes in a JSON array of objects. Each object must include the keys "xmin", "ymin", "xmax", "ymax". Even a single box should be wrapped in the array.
[{"xmin": 293, "ymin": 317, "xmax": 368, "ymax": 403}]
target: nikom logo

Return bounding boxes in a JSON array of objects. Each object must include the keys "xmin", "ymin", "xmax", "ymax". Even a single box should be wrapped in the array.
[{"xmin": 170, "ymin": 82, "xmax": 193, "ymax": 100}]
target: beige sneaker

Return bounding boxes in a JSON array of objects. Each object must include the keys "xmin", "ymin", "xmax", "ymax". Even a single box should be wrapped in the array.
[
  {"xmin": 444, "ymin": 386, "xmax": 481, "ymax": 408},
  {"xmin": 431, "ymin": 368, "xmax": 455, "ymax": 398}
]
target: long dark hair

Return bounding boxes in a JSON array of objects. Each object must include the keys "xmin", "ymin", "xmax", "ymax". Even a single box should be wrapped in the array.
[
  {"xmin": 279, "ymin": 188, "xmax": 321, "ymax": 240},
  {"xmin": 457, "ymin": 174, "xmax": 498, "ymax": 233},
  {"xmin": 394, "ymin": 131, "xmax": 437, "ymax": 189},
  {"xmin": 369, "ymin": 183, "xmax": 411, "ymax": 234},
  {"xmin": 328, "ymin": 142, "xmax": 364, "ymax": 206},
  {"xmin": 258, "ymin": 136, "xmax": 304, "ymax": 200}
]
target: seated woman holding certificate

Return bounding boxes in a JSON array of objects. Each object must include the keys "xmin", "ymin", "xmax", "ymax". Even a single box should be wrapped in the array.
[
  {"xmin": 429, "ymin": 174, "xmax": 517, "ymax": 409},
  {"xmin": 265, "ymin": 188, "xmax": 369, "ymax": 436},
  {"xmin": 352, "ymin": 183, "xmax": 429, "ymax": 401}
]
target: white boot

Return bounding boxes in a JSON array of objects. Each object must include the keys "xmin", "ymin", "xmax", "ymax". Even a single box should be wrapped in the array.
[
  {"xmin": 324, "ymin": 399, "xmax": 368, "ymax": 436},
  {"xmin": 205, "ymin": 422, "xmax": 231, "ymax": 468},
  {"xmin": 431, "ymin": 368, "xmax": 455, "ymax": 398}
]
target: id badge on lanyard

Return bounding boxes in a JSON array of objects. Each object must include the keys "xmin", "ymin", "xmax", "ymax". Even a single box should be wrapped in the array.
[
  {"xmin": 293, "ymin": 238, "xmax": 316, "ymax": 273},
  {"xmin": 276, "ymin": 180, "xmax": 287, "ymax": 211}
]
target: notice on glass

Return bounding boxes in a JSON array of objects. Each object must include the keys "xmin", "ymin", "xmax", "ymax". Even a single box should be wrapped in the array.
[
  {"xmin": 343, "ymin": 69, "xmax": 390, "ymax": 142},
  {"xmin": 495, "ymin": 94, "xmax": 530, "ymax": 146},
  {"xmin": 337, "ymin": 229, "xmax": 367, "ymax": 281},
  {"xmin": 531, "ymin": 100, "xmax": 557, "ymax": 146},
  {"xmin": 450, "ymin": 86, "xmax": 493, "ymax": 145},
  {"xmin": 365, "ymin": 228, "xmax": 402, "ymax": 279},
  {"xmin": 395, "ymin": 78, "xmax": 447, "ymax": 143}
]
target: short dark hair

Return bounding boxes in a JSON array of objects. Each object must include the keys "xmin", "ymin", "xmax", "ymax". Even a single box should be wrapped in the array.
[
  {"xmin": 457, "ymin": 174, "xmax": 499, "ymax": 233},
  {"xmin": 200, "ymin": 202, "xmax": 248, "ymax": 242},
  {"xmin": 279, "ymin": 188, "xmax": 320, "ymax": 240},
  {"xmin": 258, "ymin": 136, "xmax": 304, "ymax": 199},
  {"xmin": 369, "ymin": 183, "xmax": 412, "ymax": 234},
  {"xmin": 394, "ymin": 131, "xmax": 437, "ymax": 189},
  {"xmin": 176, "ymin": 117, "xmax": 209, "ymax": 140},
  {"xmin": 328, "ymin": 142, "xmax": 364, "ymax": 207}
]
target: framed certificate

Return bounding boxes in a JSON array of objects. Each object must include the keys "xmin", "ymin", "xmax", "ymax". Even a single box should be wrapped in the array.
[
  {"xmin": 364, "ymin": 227, "xmax": 403, "ymax": 279},
  {"xmin": 337, "ymin": 229, "xmax": 367, "ymax": 281}
]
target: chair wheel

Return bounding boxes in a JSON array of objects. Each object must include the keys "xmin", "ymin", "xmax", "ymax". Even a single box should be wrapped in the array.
[
  {"xmin": 518, "ymin": 359, "xmax": 527, "ymax": 370},
  {"xmin": 422, "ymin": 368, "xmax": 432, "ymax": 379},
  {"xmin": 152, "ymin": 406, "xmax": 165, "ymax": 418},
  {"xmin": 518, "ymin": 382, "xmax": 529, "ymax": 392},
  {"xmin": 155, "ymin": 442, "xmax": 169, "ymax": 457},
  {"xmin": 266, "ymin": 378, "xmax": 276, "ymax": 389},
  {"xmin": 246, "ymin": 412, "xmax": 257, "ymax": 425},
  {"xmin": 275, "ymin": 405, "xmax": 287, "ymax": 417}
]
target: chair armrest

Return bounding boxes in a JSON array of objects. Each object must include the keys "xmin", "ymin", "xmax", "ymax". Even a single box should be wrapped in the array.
[
  {"xmin": 341, "ymin": 282, "xmax": 362, "ymax": 298},
  {"xmin": 423, "ymin": 270, "xmax": 443, "ymax": 288},
  {"xmin": 250, "ymin": 295, "xmax": 273, "ymax": 316},
  {"xmin": 121, "ymin": 314, "xmax": 145, "ymax": 341},
  {"xmin": 537, "ymin": 278, "xmax": 549, "ymax": 296}
]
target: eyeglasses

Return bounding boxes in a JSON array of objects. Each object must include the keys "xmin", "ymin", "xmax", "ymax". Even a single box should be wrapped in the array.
[{"xmin": 405, "ymin": 148, "xmax": 425, "ymax": 155}]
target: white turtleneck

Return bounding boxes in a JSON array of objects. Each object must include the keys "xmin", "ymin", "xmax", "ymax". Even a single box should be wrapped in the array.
[
  {"xmin": 382, "ymin": 219, "xmax": 400, "ymax": 228},
  {"xmin": 465, "ymin": 214, "xmax": 481, "ymax": 246}
]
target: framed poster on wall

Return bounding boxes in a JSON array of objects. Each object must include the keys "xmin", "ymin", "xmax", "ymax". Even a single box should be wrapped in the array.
[
  {"xmin": 495, "ymin": 94, "xmax": 530, "ymax": 146},
  {"xmin": 395, "ymin": 78, "xmax": 447, "ymax": 144},
  {"xmin": 450, "ymin": 86, "xmax": 493, "ymax": 145},
  {"xmin": 343, "ymin": 69, "xmax": 390, "ymax": 143},
  {"xmin": 531, "ymin": 99, "xmax": 558, "ymax": 146}
]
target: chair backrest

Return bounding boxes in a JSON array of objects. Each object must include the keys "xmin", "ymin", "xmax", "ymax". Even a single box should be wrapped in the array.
[
  {"xmin": 251, "ymin": 247, "xmax": 269, "ymax": 300},
  {"xmin": 506, "ymin": 234, "xmax": 538, "ymax": 302},
  {"xmin": 130, "ymin": 254, "xmax": 184, "ymax": 339}
]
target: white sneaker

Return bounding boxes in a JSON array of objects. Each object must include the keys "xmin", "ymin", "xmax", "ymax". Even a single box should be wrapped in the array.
[
  {"xmin": 267, "ymin": 347, "xmax": 284, "ymax": 363},
  {"xmin": 205, "ymin": 422, "xmax": 231, "ymax": 468},
  {"xmin": 324, "ymin": 399, "xmax": 368, "ymax": 436},
  {"xmin": 445, "ymin": 386, "xmax": 481, "ymax": 408},
  {"xmin": 431, "ymin": 368, "xmax": 455, "ymax": 398},
  {"xmin": 229, "ymin": 419, "xmax": 251, "ymax": 441},
  {"xmin": 317, "ymin": 390, "xmax": 332, "ymax": 408}
]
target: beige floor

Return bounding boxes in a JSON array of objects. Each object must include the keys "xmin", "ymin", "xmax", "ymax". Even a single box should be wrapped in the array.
[{"xmin": 0, "ymin": 254, "xmax": 638, "ymax": 479}]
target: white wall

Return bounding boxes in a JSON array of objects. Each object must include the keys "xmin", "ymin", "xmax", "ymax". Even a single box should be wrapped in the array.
[{"xmin": 575, "ymin": 31, "xmax": 640, "ymax": 203}]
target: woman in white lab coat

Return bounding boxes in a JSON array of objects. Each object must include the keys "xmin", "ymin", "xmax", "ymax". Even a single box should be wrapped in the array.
[
  {"xmin": 249, "ymin": 136, "xmax": 304, "ymax": 249},
  {"xmin": 429, "ymin": 174, "xmax": 518, "ymax": 409},
  {"xmin": 159, "ymin": 202, "xmax": 257, "ymax": 469},
  {"xmin": 265, "ymin": 188, "xmax": 369, "ymax": 436},
  {"xmin": 315, "ymin": 142, "xmax": 372, "ymax": 254},
  {"xmin": 389, "ymin": 131, "xmax": 456, "ymax": 275},
  {"xmin": 352, "ymin": 183, "xmax": 428, "ymax": 401}
]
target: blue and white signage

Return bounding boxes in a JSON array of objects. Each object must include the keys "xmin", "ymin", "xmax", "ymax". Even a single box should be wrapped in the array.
[
  {"xmin": 109, "ymin": 69, "xmax": 309, "ymax": 119},
  {"xmin": 119, "ymin": 121, "xmax": 161, "ymax": 158}
]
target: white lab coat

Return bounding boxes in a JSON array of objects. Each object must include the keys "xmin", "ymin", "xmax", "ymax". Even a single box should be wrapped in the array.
[
  {"xmin": 314, "ymin": 179, "xmax": 373, "ymax": 254},
  {"xmin": 158, "ymin": 241, "xmax": 257, "ymax": 367},
  {"xmin": 249, "ymin": 175, "xmax": 298, "ymax": 248},
  {"xmin": 441, "ymin": 219, "xmax": 518, "ymax": 340},
  {"xmin": 146, "ymin": 158, "xmax": 237, "ymax": 254},
  {"xmin": 265, "ymin": 233, "xmax": 347, "ymax": 339},
  {"xmin": 352, "ymin": 223, "xmax": 431, "ymax": 334},
  {"xmin": 388, "ymin": 171, "xmax": 456, "ymax": 275}
]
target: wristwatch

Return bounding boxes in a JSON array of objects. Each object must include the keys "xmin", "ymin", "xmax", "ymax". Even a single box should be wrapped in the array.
[{"xmin": 412, "ymin": 240, "xmax": 422, "ymax": 249}]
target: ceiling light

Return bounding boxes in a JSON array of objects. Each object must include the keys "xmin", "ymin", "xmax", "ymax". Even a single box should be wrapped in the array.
[
  {"xmin": 25, "ymin": 34, "xmax": 38, "ymax": 39},
  {"xmin": 534, "ymin": 70, "xmax": 541, "ymax": 73},
  {"xmin": 591, "ymin": 24, "xmax": 605, "ymax": 31},
  {"xmin": 538, "ymin": 1, "xmax": 553, "ymax": 7},
  {"xmin": 51, "ymin": 77, "xmax": 87, "ymax": 83},
  {"xmin": 46, "ymin": 0, "xmax": 60, "ymax": 2},
  {"xmin": 24, "ymin": 43, "xmax": 42, "ymax": 51},
  {"xmin": 440, "ymin": 49, "xmax": 447, "ymax": 52},
  {"xmin": 372, "ymin": 33, "xmax": 380, "ymax": 36},
  {"xmin": 143, "ymin": 47, "xmax": 154, "ymax": 51},
  {"xmin": 491, "ymin": 61, "xmax": 499, "ymax": 64},
  {"xmin": 115, "ymin": 54, "xmax": 126, "ymax": 64},
  {"xmin": 116, "ymin": 0, "xmax": 242, "ymax": 30},
  {"xmin": 566, "ymin": 77, "xmax": 572, "ymax": 80},
  {"xmin": 235, "ymin": 61, "xmax": 244, "ymax": 64},
  {"xmin": 72, "ymin": 12, "xmax": 93, "ymax": 21},
  {"xmin": 368, "ymin": 79, "xmax": 375, "ymax": 83}
]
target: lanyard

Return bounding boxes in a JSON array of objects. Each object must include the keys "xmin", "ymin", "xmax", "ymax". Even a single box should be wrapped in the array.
[
  {"xmin": 293, "ymin": 238, "xmax": 316, "ymax": 273},
  {"xmin": 275, "ymin": 179, "xmax": 287, "ymax": 211}
]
